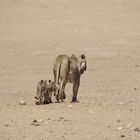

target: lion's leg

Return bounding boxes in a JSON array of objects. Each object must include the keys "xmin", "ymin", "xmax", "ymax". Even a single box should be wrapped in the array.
[
  {"xmin": 63, "ymin": 91, "xmax": 66, "ymax": 100},
  {"xmin": 48, "ymin": 90, "xmax": 53, "ymax": 103},
  {"xmin": 39, "ymin": 95, "xmax": 43, "ymax": 104},
  {"xmin": 62, "ymin": 82, "xmax": 66, "ymax": 100},
  {"xmin": 60, "ymin": 81, "xmax": 64, "ymax": 102},
  {"xmin": 53, "ymin": 68, "xmax": 59, "ymax": 102},
  {"xmin": 72, "ymin": 80, "xmax": 80, "ymax": 102},
  {"xmin": 43, "ymin": 95, "xmax": 49, "ymax": 104},
  {"xmin": 55, "ymin": 81, "xmax": 60, "ymax": 103},
  {"xmin": 59, "ymin": 80, "xmax": 66, "ymax": 102},
  {"xmin": 55, "ymin": 88, "xmax": 60, "ymax": 103},
  {"xmin": 49, "ymin": 98, "xmax": 52, "ymax": 103},
  {"xmin": 43, "ymin": 91, "xmax": 50, "ymax": 104}
]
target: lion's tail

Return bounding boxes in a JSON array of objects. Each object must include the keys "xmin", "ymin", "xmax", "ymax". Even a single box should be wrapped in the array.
[{"xmin": 55, "ymin": 63, "xmax": 61, "ymax": 95}]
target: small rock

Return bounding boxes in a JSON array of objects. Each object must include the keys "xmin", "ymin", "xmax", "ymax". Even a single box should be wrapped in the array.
[
  {"xmin": 121, "ymin": 135, "xmax": 125, "ymax": 138},
  {"xmin": 64, "ymin": 119, "xmax": 71, "ymax": 122},
  {"xmin": 35, "ymin": 123, "xmax": 40, "ymax": 126},
  {"xmin": 131, "ymin": 127, "xmax": 134, "ymax": 130},
  {"xmin": 134, "ymin": 128, "xmax": 140, "ymax": 132},
  {"xmin": 117, "ymin": 120, "xmax": 121, "ymax": 123},
  {"xmin": 125, "ymin": 123, "xmax": 132, "ymax": 129},
  {"xmin": 134, "ymin": 88, "xmax": 137, "ymax": 90},
  {"xmin": 5, "ymin": 124, "xmax": 9, "ymax": 127},
  {"xmin": 19, "ymin": 100, "xmax": 26, "ymax": 105},
  {"xmin": 107, "ymin": 125, "xmax": 111, "ymax": 128},
  {"xmin": 68, "ymin": 105, "xmax": 72, "ymax": 108},
  {"xmin": 31, "ymin": 120, "xmax": 40, "ymax": 126},
  {"xmin": 33, "ymin": 120, "xmax": 37, "ymax": 123},
  {"xmin": 38, "ymin": 119, "xmax": 43, "ymax": 123},
  {"xmin": 117, "ymin": 127, "xmax": 123, "ymax": 131},
  {"xmin": 60, "ymin": 117, "xmax": 64, "ymax": 120},
  {"xmin": 62, "ymin": 135, "xmax": 66, "ymax": 140}
]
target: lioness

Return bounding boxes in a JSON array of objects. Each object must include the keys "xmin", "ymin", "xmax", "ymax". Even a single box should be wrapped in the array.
[
  {"xmin": 35, "ymin": 80, "xmax": 56, "ymax": 105},
  {"xmin": 53, "ymin": 54, "xmax": 87, "ymax": 103}
]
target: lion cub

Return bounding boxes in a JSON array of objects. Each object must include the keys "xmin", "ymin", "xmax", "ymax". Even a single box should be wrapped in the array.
[{"xmin": 35, "ymin": 80, "xmax": 56, "ymax": 105}]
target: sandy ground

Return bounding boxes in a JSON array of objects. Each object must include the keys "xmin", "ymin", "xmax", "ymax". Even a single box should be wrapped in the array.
[{"xmin": 0, "ymin": 0, "xmax": 140, "ymax": 139}]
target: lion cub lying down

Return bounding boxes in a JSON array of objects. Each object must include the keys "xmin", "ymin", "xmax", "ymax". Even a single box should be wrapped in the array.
[{"xmin": 35, "ymin": 80, "xmax": 56, "ymax": 105}]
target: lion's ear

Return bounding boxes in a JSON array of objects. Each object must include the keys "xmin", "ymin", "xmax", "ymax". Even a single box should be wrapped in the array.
[
  {"xmin": 80, "ymin": 54, "xmax": 86, "ymax": 60},
  {"xmin": 35, "ymin": 96, "xmax": 38, "ymax": 99}
]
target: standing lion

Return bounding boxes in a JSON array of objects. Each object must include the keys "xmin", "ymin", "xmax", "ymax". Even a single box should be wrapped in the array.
[{"xmin": 53, "ymin": 54, "xmax": 87, "ymax": 103}]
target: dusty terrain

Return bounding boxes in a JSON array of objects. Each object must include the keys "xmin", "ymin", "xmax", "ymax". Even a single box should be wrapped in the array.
[{"xmin": 0, "ymin": 0, "xmax": 140, "ymax": 139}]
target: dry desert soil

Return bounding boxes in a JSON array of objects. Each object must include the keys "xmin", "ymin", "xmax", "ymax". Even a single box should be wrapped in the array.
[{"xmin": 0, "ymin": 0, "xmax": 140, "ymax": 140}]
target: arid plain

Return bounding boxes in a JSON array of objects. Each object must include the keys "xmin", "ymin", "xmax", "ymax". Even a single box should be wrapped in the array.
[{"xmin": 0, "ymin": 0, "xmax": 140, "ymax": 139}]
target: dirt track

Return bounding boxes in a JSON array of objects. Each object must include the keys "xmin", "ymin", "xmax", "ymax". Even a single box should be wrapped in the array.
[{"xmin": 0, "ymin": 0, "xmax": 140, "ymax": 139}]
